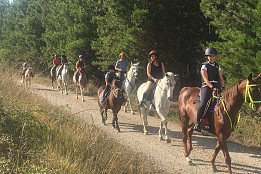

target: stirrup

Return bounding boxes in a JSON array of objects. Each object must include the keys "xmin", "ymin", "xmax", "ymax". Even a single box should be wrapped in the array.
[{"xmin": 193, "ymin": 123, "xmax": 201, "ymax": 132}]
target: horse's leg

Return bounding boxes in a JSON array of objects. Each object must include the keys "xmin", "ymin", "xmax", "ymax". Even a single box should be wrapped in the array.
[
  {"xmin": 187, "ymin": 127, "xmax": 194, "ymax": 155},
  {"xmin": 76, "ymin": 84, "xmax": 79, "ymax": 99},
  {"xmin": 80, "ymin": 85, "xmax": 85, "ymax": 102},
  {"xmin": 221, "ymin": 140, "xmax": 232, "ymax": 174},
  {"xmin": 211, "ymin": 140, "xmax": 222, "ymax": 172},
  {"xmin": 163, "ymin": 120, "xmax": 170, "ymax": 143},
  {"xmin": 158, "ymin": 120, "xmax": 163, "ymax": 140},
  {"xmin": 180, "ymin": 114, "xmax": 192, "ymax": 164},
  {"xmin": 123, "ymin": 98, "xmax": 129, "ymax": 112},
  {"xmin": 64, "ymin": 81, "xmax": 68, "ymax": 95},
  {"xmin": 140, "ymin": 107, "xmax": 148, "ymax": 135},
  {"xmin": 128, "ymin": 96, "xmax": 135, "ymax": 115},
  {"xmin": 113, "ymin": 112, "xmax": 120, "ymax": 132}
]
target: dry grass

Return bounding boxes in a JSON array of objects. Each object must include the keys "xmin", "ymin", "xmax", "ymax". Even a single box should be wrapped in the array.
[{"xmin": 0, "ymin": 69, "xmax": 163, "ymax": 174}]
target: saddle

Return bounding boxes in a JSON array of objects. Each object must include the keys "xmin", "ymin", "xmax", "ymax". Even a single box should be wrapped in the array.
[{"xmin": 196, "ymin": 94, "xmax": 221, "ymax": 134}]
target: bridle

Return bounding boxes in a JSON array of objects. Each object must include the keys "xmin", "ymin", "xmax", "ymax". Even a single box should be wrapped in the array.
[{"xmin": 244, "ymin": 80, "xmax": 261, "ymax": 110}]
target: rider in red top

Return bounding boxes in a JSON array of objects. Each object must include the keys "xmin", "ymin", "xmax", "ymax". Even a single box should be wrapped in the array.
[{"xmin": 51, "ymin": 53, "xmax": 61, "ymax": 77}]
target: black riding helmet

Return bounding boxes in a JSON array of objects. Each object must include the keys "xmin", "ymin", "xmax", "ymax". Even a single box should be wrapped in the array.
[
  {"xmin": 205, "ymin": 48, "xmax": 217, "ymax": 56},
  {"xmin": 108, "ymin": 64, "xmax": 115, "ymax": 70}
]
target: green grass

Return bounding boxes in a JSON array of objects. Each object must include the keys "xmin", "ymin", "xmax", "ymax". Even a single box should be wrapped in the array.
[{"xmin": 0, "ymin": 70, "xmax": 162, "ymax": 174}]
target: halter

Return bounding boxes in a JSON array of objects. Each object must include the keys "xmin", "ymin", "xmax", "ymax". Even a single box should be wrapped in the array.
[{"xmin": 244, "ymin": 80, "xmax": 261, "ymax": 110}]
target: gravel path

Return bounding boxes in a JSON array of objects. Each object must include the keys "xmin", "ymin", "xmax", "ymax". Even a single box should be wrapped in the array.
[{"xmin": 27, "ymin": 83, "xmax": 261, "ymax": 174}]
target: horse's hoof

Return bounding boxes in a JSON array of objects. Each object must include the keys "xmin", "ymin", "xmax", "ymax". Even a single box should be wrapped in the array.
[
  {"xmin": 188, "ymin": 161, "xmax": 193, "ymax": 166},
  {"xmin": 159, "ymin": 137, "xmax": 163, "ymax": 141},
  {"xmin": 211, "ymin": 166, "xmax": 217, "ymax": 172},
  {"xmin": 131, "ymin": 111, "xmax": 135, "ymax": 115},
  {"xmin": 66, "ymin": 93, "xmax": 68, "ymax": 95},
  {"xmin": 166, "ymin": 139, "xmax": 171, "ymax": 143},
  {"xmin": 144, "ymin": 131, "xmax": 148, "ymax": 135}
]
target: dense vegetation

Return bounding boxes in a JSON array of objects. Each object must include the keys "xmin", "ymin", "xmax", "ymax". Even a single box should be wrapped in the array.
[{"xmin": 1, "ymin": 0, "xmax": 260, "ymax": 86}]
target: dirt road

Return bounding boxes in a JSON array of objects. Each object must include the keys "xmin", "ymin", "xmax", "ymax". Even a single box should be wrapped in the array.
[{"xmin": 28, "ymin": 83, "xmax": 261, "ymax": 174}]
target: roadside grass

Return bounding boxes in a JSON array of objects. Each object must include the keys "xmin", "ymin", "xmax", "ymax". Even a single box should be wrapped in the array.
[{"xmin": 0, "ymin": 70, "xmax": 163, "ymax": 173}]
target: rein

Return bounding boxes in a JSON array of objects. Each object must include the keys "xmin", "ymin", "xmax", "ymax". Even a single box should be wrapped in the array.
[
  {"xmin": 244, "ymin": 80, "xmax": 261, "ymax": 109},
  {"xmin": 212, "ymin": 80, "xmax": 260, "ymax": 129}
]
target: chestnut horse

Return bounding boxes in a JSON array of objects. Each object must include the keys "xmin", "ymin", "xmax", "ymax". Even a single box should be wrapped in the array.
[
  {"xmin": 73, "ymin": 67, "xmax": 87, "ymax": 102},
  {"xmin": 97, "ymin": 85, "xmax": 125, "ymax": 132},
  {"xmin": 178, "ymin": 73, "xmax": 261, "ymax": 174}
]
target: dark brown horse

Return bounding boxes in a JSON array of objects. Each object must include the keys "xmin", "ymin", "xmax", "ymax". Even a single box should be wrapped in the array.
[
  {"xmin": 97, "ymin": 85, "xmax": 125, "ymax": 132},
  {"xmin": 178, "ymin": 73, "xmax": 261, "ymax": 174}
]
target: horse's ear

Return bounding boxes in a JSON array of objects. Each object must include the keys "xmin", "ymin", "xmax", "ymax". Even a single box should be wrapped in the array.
[
  {"xmin": 254, "ymin": 73, "xmax": 261, "ymax": 82},
  {"xmin": 247, "ymin": 73, "xmax": 253, "ymax": 81}
]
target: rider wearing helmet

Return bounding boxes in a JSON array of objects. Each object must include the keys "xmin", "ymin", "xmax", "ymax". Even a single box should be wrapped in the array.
[
  {"xmin": 61, "ymin": 54, "xmax": 68, "ymax": 65},
  {"xmin": 115, "ymin": 52, "xmax": 130, "ymax": 87},
  {"xmin": 194, "ymin": 47, "xmax": 225, "ymax": 132},
  {"xmin": 101, "ymin": 64, "xmax": 118, "ymax": 102},
  {"xmin": 139, "ymin": 50, "xmax": 166, "ymax": 107},
  {"xmin": 74, "ymin": 55, "xmax": 86, "ymax": 81}
]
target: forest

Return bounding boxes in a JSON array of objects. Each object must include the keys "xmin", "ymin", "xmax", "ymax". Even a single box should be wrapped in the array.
[{"xmin": 0, "ymin": 0, "xmax": 260, "ymax": 86}]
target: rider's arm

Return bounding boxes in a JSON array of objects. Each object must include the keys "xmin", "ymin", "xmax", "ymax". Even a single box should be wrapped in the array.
[
  {"xmin": 147, "ymin": 63, "xmax": 157, "ymax": 82},
  {"xmin": 115, "ymin": 61, "xmax": 121, "ymax": 72},
  {"xmin": 219, "ymin": 69, "xmax": 225, "ymax": 88},
  {"xmin": 161, "ymin": 62, "xmax": 166, "ymax": 77}
]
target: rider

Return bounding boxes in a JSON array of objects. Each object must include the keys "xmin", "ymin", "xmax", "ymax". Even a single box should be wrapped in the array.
[
  {"xmin": 139, "ymin": 50, "xmax": 166, "ymax": 107},
  {"xmin": 57, "ymin": 54, "xmax": 69, "ymax": 76},
  {"xmin": 115, "ymin": 52, "xmax": 129, "ymax": 88},
  {"xmin": 51, "ymin": 53, "xmax": 61, "ymax": 77},
  {"xmin": 21, "ymin": 59, "xmax": 30, "ymax": 78},
  {"xmin": 102, "ymin": 64, "xmax": 118, "ymax": 103},
  {"xmin": 75, "ymin": 55, "xmax": 86, "ymax": 81},
  {"xmin": 61, "ymin": 54, "xmax": 68, "ymax": 65},
  {"xmin": 194, "ymin": 47, "xmax": 225, "ymax": 132}
]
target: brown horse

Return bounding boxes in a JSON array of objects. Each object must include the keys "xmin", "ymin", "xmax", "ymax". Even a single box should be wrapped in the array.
[
  {"xmin": 178, "ymin": 73, "xmax": 261, "ymax": 174},
  {"xmin": 73, "ymin": 67, "xmax": 87, "ymax": 102},
  {"xmin": 97, "ymin": 85, "xmax": 125, "ymax": 132}
]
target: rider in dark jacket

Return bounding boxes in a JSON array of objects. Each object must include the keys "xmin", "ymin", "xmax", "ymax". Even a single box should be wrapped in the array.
[{"xmin": 194, "ymin": 48, "xmax": 225, "ymax": 132}]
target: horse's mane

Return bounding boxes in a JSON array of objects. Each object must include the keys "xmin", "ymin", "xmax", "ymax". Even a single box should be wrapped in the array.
[{"xmin": 221, "ymin": 79, "xmax": 245, "ymax": 101}]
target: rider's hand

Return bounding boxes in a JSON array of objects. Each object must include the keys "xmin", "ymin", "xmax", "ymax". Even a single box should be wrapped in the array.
[{"xmin": 154, "ymin": 79, "xmax": 158, "ymax": 83}]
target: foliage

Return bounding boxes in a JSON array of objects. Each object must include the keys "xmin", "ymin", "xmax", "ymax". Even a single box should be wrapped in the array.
[{"xmin": 201, "ymin": 0, "xmax": 261, "ymax": 83}]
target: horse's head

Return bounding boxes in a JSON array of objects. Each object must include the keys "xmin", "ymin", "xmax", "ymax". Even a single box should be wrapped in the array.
[
  {"xmin": 128, "ymin": 62, "xmax": 139, "ymax": 80},
  {"xmin": 160, "ymin": 72, "xmax": 178, "ymax": 101},
  {"xmin": 111, "ymin": 86, "xmax": 123, "ymax": 99},
  {"xmin": 245, "ymin": 73, "xmax": 261, "ymax": 112}
]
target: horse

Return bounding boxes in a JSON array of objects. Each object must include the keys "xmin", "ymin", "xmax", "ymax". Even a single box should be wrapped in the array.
[
  {"xmin": 121, "ymin": 62, "xmax": 139, "ymax": 114},
  {"xmin": 50, "ymin": 65, "xmax": 62, "ymax": 89},
  {"xmin": 22, "ymin": 67, "xmax": 34, "ymax": 87},
  {"xmin": 57, "ymin": 64, "xmax": 70, "ymax": 95},
  {"xmin": 73, "ymin": 67, "xmax": 87, "ymax": 102},
  {"xmin": 97, "ymin": 85, "xmax": 125, "ymax": 132},
  {"xmin": 137, "ymin": 72, "xmax": 178, "ymax": 142},
  {"xmin": 178, "ymin": 73, "xmax": 261, "ymax": 174}
]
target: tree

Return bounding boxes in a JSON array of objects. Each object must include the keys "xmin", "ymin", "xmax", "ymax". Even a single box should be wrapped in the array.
[{"xmin": 201, "ymin": 0, "xmax": 260, "ymax": 82}]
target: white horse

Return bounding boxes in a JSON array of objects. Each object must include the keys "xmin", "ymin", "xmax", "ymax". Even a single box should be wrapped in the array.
[
  {"xmin": 121, "ymin": 62, "xmax": 139, "ymax": 114},
  {"xmin": 22, "ymin": 67, "xmax": 34, "ymax": 87},
  {"xmin": 57, "ymin": 64, "xmax": 70, "ymax": 95},
  {"xmin": 137, "ymin": 72, "xmax": 178, "ymax": 142}
]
